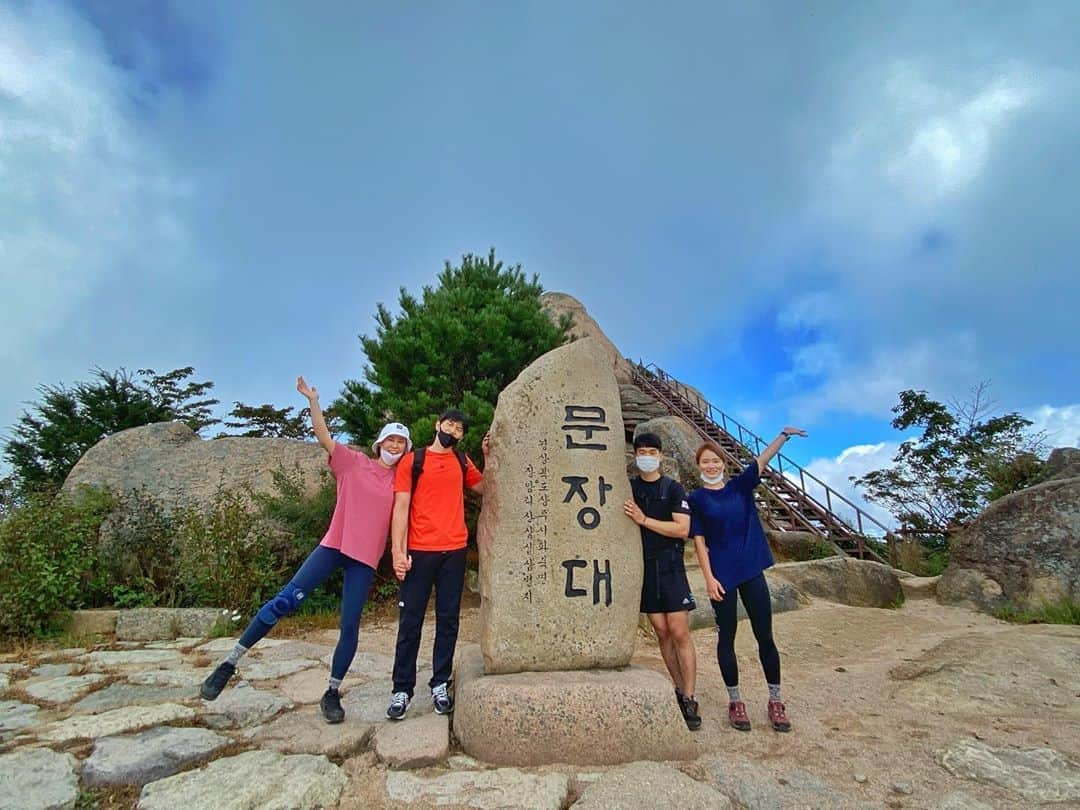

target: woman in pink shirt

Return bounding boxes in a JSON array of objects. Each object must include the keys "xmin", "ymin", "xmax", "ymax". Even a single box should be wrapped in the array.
[{"xmin": 200, "ymin": 377, "xmax": 410, "ymax": 724}]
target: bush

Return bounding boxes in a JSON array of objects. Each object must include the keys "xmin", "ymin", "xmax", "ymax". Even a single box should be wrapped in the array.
[
  {"xmin": 994, "ymin": 599, "xmax": 1080, "ymax": 626},
  {"xmin": 0, "ymin": 486, "xmax": 114, "ymax": 636},
  {"xmin": 174, "ymin": 487, "xmax": 282, "ymax": 617},
  {"xmin": 92, "ymin": 489, "xmax": 181, "ymax": 607}
]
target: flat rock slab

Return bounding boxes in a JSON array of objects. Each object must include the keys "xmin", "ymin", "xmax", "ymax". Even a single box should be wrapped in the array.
[
  {"xmin": 245, "ymin": 707, "xmax": 373, "ymax": 757},
  {"xmin": 0, "ymin": 674, "xmax": 8, "ymax": 691},
  {"xmin": 373, "ymin": 711, "xmax": 449, "ymax": 768},
  {"xmin": 574, "ymin": 762, "xmax": 731, "ymax": 809},
  {"xmin": 31, "ymin": 663, "xmax": 78, "ymax": 678},
  {"xmin": 144, "ymin": 638, "xmax": 204, "ymax": 650},
  {"xmin": 0, "ymin": 747, "xmax": 79, "ymax": 810},
  {"xmin": 83, "ymin": 726, "xmax": 229, "ymax": 787},
  {"xmin": 196, "ymin": 637, "xmax": 288, "ymax": 654},
  {"xmin": 33, "ymin": 649, "xmax": 86, "ymax": 663},
  {"xmin": 770, "ymin": 558, "xmax": 902, "ymax": 608},
  {"xmin": 453, "ymin": 646, "xmax": 696, "ymax": 767},
  {"xmin": 237, "ymin": 658, "xmax": 318, "ymax": 681},
  {"xmin": 116, "ymin": 608, "xmax": 224, "ymax": 641},
  {"xmin": 936, "ymin": 739, "xmax": 1080, "ymax": 803},
  {"xmin": 40, "ymin": 702, "xmax": 195, "ymax": 742},
  {"xmin": 275, "ymin": 668, "xmax": 329, "ymax": 704},
  {"xmin": 24, "ymin": 674, "xmax": 107, "ymax": 704},
  {"xmin": 385, "ymin": 769, "xmax": 569, "ymax": 810},
  {"xmin": 341, "ymin": 679, "xmax": 433, "ymax": 723},
  {"xmin": 696, "ymin": 757, "xmax": 871, "ymax": 810},
  {"xmin": 199, "ymin": 683, "xmax": 292, "ymax": 728},
  {"xmin": 128, "ymin": 668, "xmax": 207, "ymax": 688},
  {"xmin": 900, "ymin": 575, "xmax": 939, "ymax": 600},
  {"xmin": 0, "ymin": 700, "xmax": 40, "ymax": 733},
  {"xmin": 255, "ymin": 641, "xmax": 333, "ymax": 662},
  {"xmin": 80, "ymin": 650, "xmax": 182, "ymax": 669},
  {"xmin": 138, "ymin": 749, "xmax": 346, "ymax": 810},
  {"xmin": 319, "ymin": 649, "xmax": 395, "ymax": 681},
  {"xmin": 74, "ymin": 683, "xmax": 195, "ymax": 713}
]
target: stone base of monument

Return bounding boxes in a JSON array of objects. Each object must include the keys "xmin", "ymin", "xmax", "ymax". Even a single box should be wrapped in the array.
[{"xmin": 452, "ymin": 646, "xmax": 697, "ymax": 767}]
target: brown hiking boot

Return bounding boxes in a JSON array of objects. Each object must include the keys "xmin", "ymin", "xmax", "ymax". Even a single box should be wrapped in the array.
[
  {"xmin": 768, "ymin": 699, "xmax": 791, "ymax": 732},
  {"xmin": 728, "ymin": 700, "xmax": 751, "ymax": 731}
]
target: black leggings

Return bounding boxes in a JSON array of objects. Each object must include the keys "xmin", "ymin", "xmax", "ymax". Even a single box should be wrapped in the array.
[{"xmin": 710, "ymin": 572, "xmax": 780, "ymax": 687}]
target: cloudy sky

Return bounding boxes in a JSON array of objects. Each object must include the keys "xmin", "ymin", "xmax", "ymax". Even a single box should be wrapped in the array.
[{"xmin": 2, "ymin": 1, "xmax": 1078, "ymax": 515}]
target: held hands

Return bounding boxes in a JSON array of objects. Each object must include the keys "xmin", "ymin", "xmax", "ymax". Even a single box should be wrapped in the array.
[
  {"xmin": 706, "ymin": 576, "xmax": 726, "ymax": 602},
  {"xmin": 392, "ymin": 551, "xmax": 412, "ymax": 581},
  {"xmin": 622, "ymin": 499, "xmax": 646, "ymax": 526},
  {"xmin": 296, "ymin": 376, "xmax": 318, "ymax": 402}
]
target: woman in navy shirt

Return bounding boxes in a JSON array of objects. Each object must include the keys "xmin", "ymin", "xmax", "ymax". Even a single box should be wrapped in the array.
[{"xmin": 689, "ymin": 427, "xmax": 806, "ymax": 733}]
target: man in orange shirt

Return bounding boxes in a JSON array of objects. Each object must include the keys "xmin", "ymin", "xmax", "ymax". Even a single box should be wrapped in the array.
[{"xmin": 386, "ymin": 409, "xmax": 487, "ymax": 719}]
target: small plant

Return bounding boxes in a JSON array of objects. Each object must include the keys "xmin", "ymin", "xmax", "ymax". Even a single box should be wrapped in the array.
[{"xmin": 994, "ymin": 599, "xmax": 1080, "ymax": 626}]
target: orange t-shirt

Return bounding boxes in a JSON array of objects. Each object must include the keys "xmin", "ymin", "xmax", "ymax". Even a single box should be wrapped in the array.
[{"xmin": 394, "ymin": 449, "xmax": 483, "ymax": 551}]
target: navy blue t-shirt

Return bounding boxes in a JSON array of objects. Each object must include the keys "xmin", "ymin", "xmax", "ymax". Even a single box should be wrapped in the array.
[{"xmin": 688, "ymin": 462, "xmax": 774, "ymax": 592}]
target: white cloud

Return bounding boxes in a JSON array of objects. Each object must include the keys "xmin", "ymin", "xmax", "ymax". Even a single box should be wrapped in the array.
[
  {"xmin": 1026, "ymin": 404, "xmax": 1080, "ymax": 450},
  {"xmin": 795, "ymin": 441, "xmax": 900, "ymax": 532},
  {"xmin": 0, "ymin": 3, "xmax": 192, "ymax": 365}
]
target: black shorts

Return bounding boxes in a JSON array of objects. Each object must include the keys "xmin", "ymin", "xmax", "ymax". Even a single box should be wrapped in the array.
[{"xmin": 640, "ymin": 555, "xmax": 697, "ymax": 614}]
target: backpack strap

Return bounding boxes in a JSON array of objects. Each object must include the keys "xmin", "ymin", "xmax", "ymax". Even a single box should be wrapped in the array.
[{"xmin": 410, "ymin": 446, "xmax": 470, "ymax": 494}]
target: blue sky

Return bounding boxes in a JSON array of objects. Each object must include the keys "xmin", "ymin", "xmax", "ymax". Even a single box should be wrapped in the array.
[{"xmin": 2, "ymin": 1, "xmax": 1078, "ymax": 516}]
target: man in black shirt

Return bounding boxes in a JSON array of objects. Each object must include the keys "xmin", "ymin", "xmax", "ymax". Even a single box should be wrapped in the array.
[{"xmin": 623, "ymin": 432, "xmax": 700, "ymax": 730}]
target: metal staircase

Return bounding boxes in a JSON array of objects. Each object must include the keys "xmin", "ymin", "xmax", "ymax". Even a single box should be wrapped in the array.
[{"xmin": 630, "ymin": 362, "xmax": 895, "ymax": 564}]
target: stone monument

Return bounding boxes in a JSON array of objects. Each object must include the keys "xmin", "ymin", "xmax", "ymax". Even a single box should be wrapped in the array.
[{"xmin": 454, "ymin": 338, "xmax": 696, "ymax": 766}]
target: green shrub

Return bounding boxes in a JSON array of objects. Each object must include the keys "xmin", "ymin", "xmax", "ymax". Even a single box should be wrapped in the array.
[
  {"xmin": 0, "ymin": 486, "xmax": 113, "ymax": 637},
  {"xmin": 92, "ymin": 488, "xmax": 181, "ymax": 607},
  {"xmin": 994, "ymin": 599, "xmax": 1080, "ymax": 625},
  {"xmin": 174, "ymin": 487, "xmax": 281, "ymax": 616}
]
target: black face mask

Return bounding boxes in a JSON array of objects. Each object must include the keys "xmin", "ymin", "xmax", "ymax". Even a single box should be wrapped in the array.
[{"xmin": 437, "ymin": 430, "xmax": 460, "ymax": 448}]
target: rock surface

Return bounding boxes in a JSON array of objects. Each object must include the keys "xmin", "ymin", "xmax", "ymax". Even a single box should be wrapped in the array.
[
  {"xmin": 23, "ymin": 674, "xmax": 106, "ymax": 703},
  {"xmin": 0, "ymin": 747, "xmax": 79, "ymax": 810},
  {"xmin": 115, "ymin": 608, "xmax": 224, "ymax": 641},
  {"xmin": 770, "ymin": 557, "xmax": 903, "ymax": 608},
  {"xmin": 82, "ymin": 726, "xmax": 229, "ymax": 786},
  {"xmin": 80, "ymin": 649, "xmax": 182, "ymax": 669},
  {"xmin": 384, "ymin": 769, "xmax": 570, "ymax": 810},
  {"xmin": 137, "ymin": 750, "xmax": 346, "ymax": 810},
  {"xmin": 696, "ymin": 756, "xmax": 870, "ymax": 809},
  {"xmin": 245, "ymin": 707, "xmax": 373, "ymax": 757},
  {"xmin": 198, "ymin": 683, "xmax": 292, "ymax": 728},
  {"xmin": 74, "ymin": 683, "xmax": 194, "ymax": 713},
  {"xmin": 373, "ymin": 711, "xmax": 449, "ymax": 768},
  {"xmin": 62, "ymin": 421, "xmax": 328, "ymax": 512},
  {"xmin": 540, "ymin": 291, "xmax": 633, "ymax": 383},
  {"xmin": 454, "ymin": 646, "xmax": 696, "ymax": 766},
  {"xmin": 619, "ymin": 385, "xmax": 669, "ymax": 432},
  {"xmin": 340, "ymin": 679, "xmax": 434, "ymax": 722},
  {"xmin": 0, "ymin": 700, "xmax": 40, "ymax": 734},
  {"xmin": 574, "ymin": 762, "xmax": 731, "ymax": 809},
  {"xmin": 478, "ymin": 338, "xmax": 641, "ymax": 674},
  {"xmin": 766, "ymin": 530, "xmax": 844, "ymax": 562},
  {"xmin": 936, "ymin": 739, "xmax": 1080, "ymax": 803},
  {"xmin": 40, "ymin": 702, "xmax": 195, "ymax": 742},
  {"xmin": 939, "ymin": 475, "xmax": 1080, "ymax": 611},
  {"xmin": 1038, "ymin": 446, "xmax": 1080, "ymax": 482}
]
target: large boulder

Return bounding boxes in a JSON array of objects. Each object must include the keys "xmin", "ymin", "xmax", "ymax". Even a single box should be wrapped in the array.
[
  {"xmin": 540, "ymin": 292, "xmax": 633, "ymax": 384},
  {"xmin": 766, "ymin": 529, "xmax": 845, "ymax": 562},
  {"xmin": 619, "ymin": 385, "xmax": 669, "ymax": 433},
  {"xmin": 1038, "ymin": 447, "xmax": 1080, "ymax": 483},
  {"xmin": 62, "ymin": 421, "xmax": 327, "ymax": 510},
  {"xmin": 478, "ymin": 338, "xmax": 641, "ymax": 674},
  {"xmin": 938, "ymin": 476, "xmax": 1080, "ymax": 612},
  {"xmin": 633, "ymin": 416, "xmax": 704, "ymax": 489},
  {"xmin": 769, "ymin": 557, "xmax": 903, "ymax": 608},
  {"xmin": 452, "ymin": 646, "xmax": 696, "ymax": 767}
]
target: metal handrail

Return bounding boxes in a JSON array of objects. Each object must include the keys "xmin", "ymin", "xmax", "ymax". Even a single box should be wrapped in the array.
[{"xmin": 631, "ymin": 361, "xmax": 895, "ymax": 542}]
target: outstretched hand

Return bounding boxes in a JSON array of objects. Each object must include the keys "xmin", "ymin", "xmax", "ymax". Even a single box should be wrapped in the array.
[
  {"xmin": 782, "ymin": 426, "xmax": 808, "ymax": 438},
  {"xmin": 297, "ymin": 376, "xmax": 318, "ymax": 402}
]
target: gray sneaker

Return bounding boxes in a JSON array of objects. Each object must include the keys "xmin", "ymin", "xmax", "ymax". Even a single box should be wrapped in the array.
[
  {"xmin": 386, "ymin": 691, "xmax": 410, "ymax": 720},
  {"xmin": 432, "ymin": 682, "xmax": 454, "ymax": 714}
]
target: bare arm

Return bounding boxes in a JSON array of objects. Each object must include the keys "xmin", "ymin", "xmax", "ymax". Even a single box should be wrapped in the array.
[
  {"xmin": 297, "ymin": 376, "xmax": 334, "ymax": 455},
  {"xmin": 693, "ymin": 535, "xmax": 725, "ymax": 601},
  {"xmin": 469, "ymin": 432, "xmax": 490, "ymax": 495},
  {"xmin": 391, "ymin": 491, "xmax": 411, "ymax": 580},
  {"xmin": 756, "ymin": 426, "xmax": 808, "ymax": 475},
  {"xmin": 623, "ymin": 500, "xmax": 690, "ymax": 538}
]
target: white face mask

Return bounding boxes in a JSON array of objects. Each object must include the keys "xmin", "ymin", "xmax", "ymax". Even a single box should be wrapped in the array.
[
  {"xmin": 635, "ymin": 456, "xmax": 661, "ymax": 474},
  {"xmin": 380, "ymin": 449, "xmax": 404, "ymax": 465},
  {"xmin": 701, "ymin": 472, "xmax": 724, "ymax": 485}
]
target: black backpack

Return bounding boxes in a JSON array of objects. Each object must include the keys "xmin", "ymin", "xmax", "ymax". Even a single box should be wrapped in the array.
[{"xmin": 410, "ymin": 446, "xmax": 469, "ymax": 494}]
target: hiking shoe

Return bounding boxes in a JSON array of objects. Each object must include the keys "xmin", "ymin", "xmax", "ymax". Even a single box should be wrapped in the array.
[
  {"xmin": 199, "ymin": 661, "xmax": 236, "ymax": 701},
  {"xmin": 681, "ymin": 695, "xmax": 702, "ymax": 731},
  {"xmin": 768, "ymin": 699, "xmax": 791, "ymax": 732},
  {"xmin": 386, "ymin": 691, "xmax": 410, "ymax": 720},
  {"xmin": 728, "ymin": 700, "xmax": 751, "ymax": 731},
  {"xmin": 320, "ymin": 688, "xmax": 345, "ymax": 724},
  {"xmin": 432, "ymin": 682, "xmax": 454, "ymax": 715}
]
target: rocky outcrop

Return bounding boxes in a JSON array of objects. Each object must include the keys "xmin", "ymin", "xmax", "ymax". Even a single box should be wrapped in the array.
[
  {"xmin": 939, "ymin": 475, "xmax": 1080, "ymax": 612},
  {"xmin": 769, "ymin": 557, "xmax": 903, "ymax": 608},
  {"xmin": 619, "ymin": 384, "xmax": 668, "ymax": 433},
  {"xmin": 1038, "ymin": 446, "xmax": 1080, "ymax": 483},
  {"xmin": 62, "ymin": 421, "xmax": 327, "ymax": 510},
  {"xmin": 540, "ymin": 292, "xmax": 633, "ymax": 383}
]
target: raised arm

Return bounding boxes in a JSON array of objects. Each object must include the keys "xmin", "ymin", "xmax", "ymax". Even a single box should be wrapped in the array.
[
  {"xmin": 297, "ymin": 376, "xmax": 334, "ymax": 454},
  {"xmin": 756, "ymin": 426, "xmax": 808, "ymax": 475}
]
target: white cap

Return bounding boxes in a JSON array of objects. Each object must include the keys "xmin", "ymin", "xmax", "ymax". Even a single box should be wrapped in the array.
[{"xmin": 372, "ymin": 422, "xmax": 412, "ymax": 453}]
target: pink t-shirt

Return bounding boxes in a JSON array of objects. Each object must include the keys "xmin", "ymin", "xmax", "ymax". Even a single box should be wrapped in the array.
[{"xmin": 319, "ymin": 442, "xmax": 396, "ymax": 568}]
